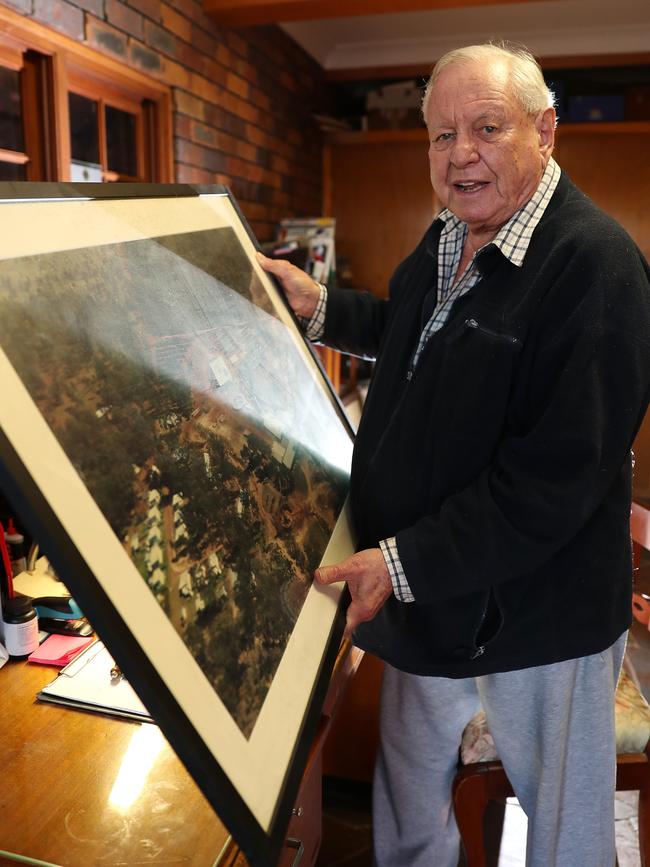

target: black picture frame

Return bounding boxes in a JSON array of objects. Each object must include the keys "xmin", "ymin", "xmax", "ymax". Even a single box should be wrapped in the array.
[{"xmin": 0, "ymin": 182, "xmax": 355, "ymax": 866}]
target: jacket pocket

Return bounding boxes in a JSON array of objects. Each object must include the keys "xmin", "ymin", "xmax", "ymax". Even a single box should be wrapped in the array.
[{"xmin": 436, "ymin": 313, "xmax": 525, "ymax": 440}]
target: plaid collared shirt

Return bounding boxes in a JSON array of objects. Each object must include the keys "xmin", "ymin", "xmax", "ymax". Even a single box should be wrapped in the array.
[{"xmin": 307, "ymin": 158, "xmax": 562, "ymax": 603}]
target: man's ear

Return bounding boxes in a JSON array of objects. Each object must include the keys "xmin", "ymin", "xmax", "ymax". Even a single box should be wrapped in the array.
[{"xmin": 537, "ymin": 107, "xmax": 556, "ymax": 157}]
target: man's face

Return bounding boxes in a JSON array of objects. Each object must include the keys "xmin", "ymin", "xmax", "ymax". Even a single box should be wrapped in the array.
[{"xmin": 425, "ymin": 59, "xmax": 555, "ymax": 238}]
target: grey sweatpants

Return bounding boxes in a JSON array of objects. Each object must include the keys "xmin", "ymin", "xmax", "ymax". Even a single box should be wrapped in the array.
[{"xmin": 373, "ymin": 632, "xmax": 627, "ymax": 867}]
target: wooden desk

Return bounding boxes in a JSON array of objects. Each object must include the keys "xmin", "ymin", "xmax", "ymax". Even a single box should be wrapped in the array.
[{"xmin": 0, "ymin": 643, "xmax": 362, "ymax": 867}]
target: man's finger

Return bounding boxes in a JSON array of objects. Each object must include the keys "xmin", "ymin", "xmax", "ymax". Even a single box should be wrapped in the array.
[
  {"xmin": 256, "ymin": 250, "xmax": 290, "ymax": 277},
  {"xmin": 315, "ymin": 562, "xmax": 347, "ymax": 585}
]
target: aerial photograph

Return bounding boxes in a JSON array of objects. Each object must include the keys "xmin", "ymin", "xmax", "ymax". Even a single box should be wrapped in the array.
[{"xmin": 0, "ymin": 221, "xmax": 352, "ymax": 737}]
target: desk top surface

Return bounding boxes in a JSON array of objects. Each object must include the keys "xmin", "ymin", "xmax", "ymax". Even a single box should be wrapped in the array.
[{"xmin": 0, "ymin": 658, "xmax": 236, "ymax": 866}]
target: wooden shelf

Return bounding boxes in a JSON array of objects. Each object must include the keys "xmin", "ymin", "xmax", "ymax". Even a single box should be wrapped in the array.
[
  {"xmin": 557, "ymin": 121, "xmax": 650, "ymax": 135},
  {"xmin": 327, "ymin": 120, "xmax": 650, "ymax": 146}
]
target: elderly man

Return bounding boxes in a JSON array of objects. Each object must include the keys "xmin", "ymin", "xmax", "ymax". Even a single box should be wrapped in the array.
[{"xmin": 259, "ymin": 43, "xmax": 650, "ymax": 867}]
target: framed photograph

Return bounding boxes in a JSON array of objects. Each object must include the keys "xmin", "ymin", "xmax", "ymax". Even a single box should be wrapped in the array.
[{"xmin": 0, "ymin": 183, "xmax": 355, "ymax": 866}]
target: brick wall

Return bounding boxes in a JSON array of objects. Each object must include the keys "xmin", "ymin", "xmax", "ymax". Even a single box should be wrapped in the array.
[{"xmin": 2, "ymin": 0, "xmax": 331, "ymax": 240}]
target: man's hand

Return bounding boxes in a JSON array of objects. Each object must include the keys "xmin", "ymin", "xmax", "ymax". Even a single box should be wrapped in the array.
[
  {"xmin": 316, "ymin": 548, "xmax": 392, "ymax": 638},
  {"xmin": 256, "ymin": 251, "xmax": 322, "ymax": 319}
]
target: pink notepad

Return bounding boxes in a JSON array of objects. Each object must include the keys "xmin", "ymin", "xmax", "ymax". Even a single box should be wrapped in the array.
[{"xmin": 28, "ymin": 634, "xmax": 95, "ymax": 666}]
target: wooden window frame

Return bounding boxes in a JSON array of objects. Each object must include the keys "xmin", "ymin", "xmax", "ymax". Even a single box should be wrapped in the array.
[
  {"xmin": 68, "ymin": 73, "xmax": 147, "ymax": 182},
  {"xmin": 0, "ymin": 4, "xmax": 173, "ymax": 182}
]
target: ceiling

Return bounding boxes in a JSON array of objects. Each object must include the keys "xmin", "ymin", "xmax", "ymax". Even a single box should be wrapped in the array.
[{"xmin": 277, "ymin": 0, "xmax": 650, "ymax": 73}]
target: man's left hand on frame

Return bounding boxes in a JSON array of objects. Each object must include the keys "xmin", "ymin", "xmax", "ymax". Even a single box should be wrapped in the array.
[{"xmin": 315, "ymin": 548, "xmax": 392, "ymax": 638}]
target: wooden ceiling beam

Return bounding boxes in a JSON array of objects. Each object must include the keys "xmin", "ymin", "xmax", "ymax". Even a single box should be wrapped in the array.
[{"xmin": 202, "ymin": 0, "xmax": 548, "ymax": 26}]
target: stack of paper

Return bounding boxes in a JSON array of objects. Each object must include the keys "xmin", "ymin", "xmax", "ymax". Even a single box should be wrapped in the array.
[{"xmin": 37, "ymin": 640, "xmax": 153, "ymax": 723}]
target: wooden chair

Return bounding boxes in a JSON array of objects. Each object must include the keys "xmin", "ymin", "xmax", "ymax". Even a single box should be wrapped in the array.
[{"xmin": 453, "ymin": 501, "xmax": 650, "ymax": 867}]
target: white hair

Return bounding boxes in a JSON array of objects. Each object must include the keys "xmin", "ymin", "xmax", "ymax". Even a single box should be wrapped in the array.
[{"xmin": 421, "ymin": 42, "xmax": 555, "ymax": 120}]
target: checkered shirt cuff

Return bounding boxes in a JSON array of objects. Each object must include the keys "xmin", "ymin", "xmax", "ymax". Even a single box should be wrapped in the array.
[
  {"xmin": 380, "ymin": 537, "xmax": 415, "ymax": 603},
  {"xmin": 302, "ymin": 282, "xmax": 327, "ymax": 341}
]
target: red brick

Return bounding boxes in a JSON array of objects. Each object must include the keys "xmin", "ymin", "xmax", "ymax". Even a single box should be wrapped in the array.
[
  {"xmin": 189, "ymin": 125, "xmax": 257, "ymax": 165},
  {"xmin": 287, "ymin": 128, "xmax": 303, "ymax": 147},
  {"xmin": 174, "ymin": 114, "xmax": 191, "ymax": 138},
  {"xmin": 161, "ymin": 4, "xmax": 191, "ymax": 41},
  {"xmin": 75, "ymin": 0, "xmax": 104, "ymax": 17},
  {"xmin": 279, "ymin": 70, "xmax": 298, "ymax": 93},
  {"xmin": 129, "ymin": 0, "xmax": 161, "ymax": 22},
  {"xmin": 222, "ymin": 91, "xmax": 257, "ymax": 124},
  {"xmin": 244, "ymin": 124, "xmax": 269, "ymax": 149},
  {"xmin": 188, "ymin": 73, "xmax": 222, "ymax": 104},
  {"xmin": 190, "ymin": 121, "xmax": 216, "ymax": 146},
  {"xmin": 271, "ymin": 188, "xmax": 290, "ymax": 208},
  {"xmin": 1, "ymin": 0, "xmax": 31, "ymax": 13},
  {"xmin": 238, "ymin": 200, "xmax": 275, "ymax": 222},
  {"xmin": 34, "ymin": 0, "xmax": 83, "ymax": 41},
  {"xmin": 216, "ymin": 43, "xmax": 230, "ymax": 68},
  {"xmin": 175, "ymin": 139, "xmax": 229, "ymax": 174},
  {"xmin": 226, "ymin": 30, "xmax": 248, "ymax": 59},
  {"xmin": 201, "ymin": 57, "xmax": 227, "ymax": 88},
  {"xmin": 190, "ymin": 23, "xmax": 217, "ymax": 56},
  {"xmin": 248, "ymin": 86, "xmax": 271, "ymax": 112},
  {"xmin": 168, "ymin": 0, "xmax": 204, "ymax": 24},
  {"xmin": 85, "ymin": 18, "xmax": 128, "ymax": 59},
  {"xmin": 271, "ymin": 154, "xmax": 291, "ymax": 175},
  {"xmin": 234, "ymin": 58, "xmax": 258, "ymax": 86},
  {"xmin": 160, "ymin": 56, "xmax": 191, "ymax": 88},
  {"xmin": 173, "ymin": 90, "xmax": 205, "ymax": 120},
  {"xmin": 106, "ymin": 0, "xmax": 144, "ymax": 39},
  {"xmin": 232, "ymin": 137, "xmax": 257, "ymax": 163},
  {"xmin": 175, "ymin": 164, "xmax": 215, "ymax": 184},
  {"xmin": 144, "ymin": 20, "xmax": 176, "ymax": 57},
  {"xmin": 204, "ymin": 104, "xmax": 246, "ymax": 138},
  {"xmin": 247, "ymin": 220, "xmax": 274, "ymax": 242},
  {"xmin": 209, "ymin": 127, "xmax": 257, "ymax": 163},
  {"xmin": 176, "ymin": 42, "xmax": 205, "ymax": 74},
  {"xmin": 130, "ymin": 40, "xmax": 163, "ymax": 74},
  {"xmin": 226, "ymin": 71, "xmax": 249, "ymax": 100}
]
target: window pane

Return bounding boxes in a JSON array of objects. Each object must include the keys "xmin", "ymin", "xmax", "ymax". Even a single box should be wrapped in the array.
[
  {"xmin": 0, "ymin": 161, "xmax": 27, "ymax": 180},
  {"xmin": 0, "ymin": 67, "xmax": 25, "ymax": 153},
  {"xmin": 106, "ymin": 105, "xmax": 137, "ymax": 177},
  {"xmin": 69, "ymin": 92, "xmax": 99, "ymax": 164}
]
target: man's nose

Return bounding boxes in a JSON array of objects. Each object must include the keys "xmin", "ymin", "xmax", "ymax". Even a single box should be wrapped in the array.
[{"xmin": 450, "ymin": 134, "xmax": 479, "ymax": 166}]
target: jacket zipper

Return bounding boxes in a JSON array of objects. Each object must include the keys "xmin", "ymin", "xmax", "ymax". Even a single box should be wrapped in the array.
[
  {"xmin": 470, "ymin": 590, "xmax": 491, "ymax": 660},
  {"xmin": 407, "ymin": 316, "xmax": 519, "ymax": 381},
  {"xmin": 465, "ymin": 318, "xmax": 520, "ymax": 345}
]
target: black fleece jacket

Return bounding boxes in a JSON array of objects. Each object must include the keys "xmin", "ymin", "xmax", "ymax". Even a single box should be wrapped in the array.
[{"xmin": 323, "ymin": 173, "xmax": 650, "ymax": 677}]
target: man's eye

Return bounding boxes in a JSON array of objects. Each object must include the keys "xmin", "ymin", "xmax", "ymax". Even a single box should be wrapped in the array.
[
  {"xmin": 482, "ymin": 125, "xmax": 497, "ymax": 134},
  {"xmin": 435, "ymin": 132, "xmax": 454, "ymax": 142}
]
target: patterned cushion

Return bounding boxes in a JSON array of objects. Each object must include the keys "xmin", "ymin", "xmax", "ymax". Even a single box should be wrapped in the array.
[{"xmin": 460, "ymin": 668, "xmax": 650, "ymax": 765}]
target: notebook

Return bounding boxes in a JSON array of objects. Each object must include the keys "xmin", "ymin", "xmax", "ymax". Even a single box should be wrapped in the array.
[{"xmin": 37, "ymin": 640, "xmax": 153, "ymax": 723}]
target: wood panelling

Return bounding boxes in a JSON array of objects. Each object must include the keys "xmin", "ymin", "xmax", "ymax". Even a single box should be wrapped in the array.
[
  {"xmin": 554, "ymin": 123, "xmax": 650, "ymax": 261},
  {"xmin": 325, "ymin": 135, "xmax": 435, "ymax": 298}
]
